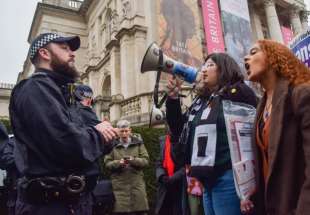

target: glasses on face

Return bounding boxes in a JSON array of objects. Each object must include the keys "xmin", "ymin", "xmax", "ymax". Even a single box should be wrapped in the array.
[{"xmin": 201, "ymin": 63, "xmax": 216, "ymax": 72}]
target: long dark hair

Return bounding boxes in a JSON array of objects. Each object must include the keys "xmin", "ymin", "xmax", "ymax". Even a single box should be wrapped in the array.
[{"xmin": 196, "ymin": 53, "xmax": 244, "ymax": 97}]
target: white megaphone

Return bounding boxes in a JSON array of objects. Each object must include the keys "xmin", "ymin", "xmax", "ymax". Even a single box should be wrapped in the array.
[{"xmin": 141, "ymin": 42, "xmax": 199, "ymax": 84}]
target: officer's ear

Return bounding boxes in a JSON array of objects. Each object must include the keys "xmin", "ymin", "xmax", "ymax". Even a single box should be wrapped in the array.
[{"xmin": 37, "ymin": 47, "xmax": 52, "ymax": 62}]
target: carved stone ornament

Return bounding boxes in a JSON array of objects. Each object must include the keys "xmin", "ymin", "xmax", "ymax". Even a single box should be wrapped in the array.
[
  {"xmin": 263, "ymin": 0, "xmax": 274, "ymax": 7},
  {"xmin": 111, "ymin": 10, "xmax": 119, "ymax": 31},
  {"xmin": 122, "ymin": 0, "xmax": 131, "ymax": 18}
]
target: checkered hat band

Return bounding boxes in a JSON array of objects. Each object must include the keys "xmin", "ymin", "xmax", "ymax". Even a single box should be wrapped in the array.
[
  {"xmin": 82, "ymin": 92, "xmax": 93, "ymax": 98},
  {"xmin": 29, "ymin": 34, "xmax": 61, "ymax": 59}
]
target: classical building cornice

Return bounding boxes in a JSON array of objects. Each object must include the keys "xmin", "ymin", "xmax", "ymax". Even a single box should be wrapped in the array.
[
  {"xmin": 79, "ymin": 0, "xmax": 93, "ymax": 15},
  {"xmin": 115, "ymin": 25, "xmax": 147, "ymax": 40},
  {"xmin": 27, "ymin": 2, "xmax": 84, "ymax": 43},
  {"xmin": 81, "ymin": 53, "xmax": 111, "ymax": 79},
  {"xmin": 105, "ymin": 39, "xmax": 120, "ymax": 51},
  {"xmin": 281, "ymin": 0, "xmax": 306, "ymax": 9},
  {"xmin": 81, "ymin": 24, "xmax": 147, "ymax": 79}
]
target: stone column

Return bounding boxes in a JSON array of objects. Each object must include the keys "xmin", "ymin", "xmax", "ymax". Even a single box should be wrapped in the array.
[
  {"xmin": 120, "ymin": 34, "xmax": 136, "ymax": 98},
  {"xmin": 133, "ymin": 28, "xmax": 152, "ymax": 116},
  {"xmin": 110, "ymin": 46, "xmax": 122, "ymax": 122},
  {"xmin": 263, "ymin": 0, "xmax": 283, "ymax": 42},
  {"xmin": 133, "ymin": 29, "xmax": 149, "ymax": 94},
  {"xmin": 301, "ymin": 11, "xmax": 310, "ymax": 31},
  {"xmin": 290, "ymin": 6, "xmax": 303, "ymax": 35},
  {"xmin": 249, "ymin": 3, "xmax": 264, "ymax": 40}
]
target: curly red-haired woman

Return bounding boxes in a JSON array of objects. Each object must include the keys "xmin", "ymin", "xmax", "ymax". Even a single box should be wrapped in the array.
[{"xmin": 244, "ymin": 39, "xmax": 310, "ymax": 215}]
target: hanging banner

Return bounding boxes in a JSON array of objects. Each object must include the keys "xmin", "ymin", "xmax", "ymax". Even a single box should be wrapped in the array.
[
  {"xmin": 158, "ymin": 0, "xmax": 203, "ymax": 68},
  {"xmin": 220, "ymin": 0, "xmax": 252, "ymax": 72},
  {"xmin": 281, "ymin": 26, "xmax": 294, "ymax": 46},
  {"xmin": 290, "ymin": 30, "xmax": 310, "ymax": 67},
  {"xmin": 201, "ymin": 0, "xmax": 225, "ymax": 54}
]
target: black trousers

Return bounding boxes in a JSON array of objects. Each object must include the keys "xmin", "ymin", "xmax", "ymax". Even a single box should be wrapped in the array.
[
  {"xmin": 15, "ymin": 192, "xmax": 93, "ymax": 215},
  {"xmin": 113, "ymin": 212, "xmax": 147, "ymax": 215}
]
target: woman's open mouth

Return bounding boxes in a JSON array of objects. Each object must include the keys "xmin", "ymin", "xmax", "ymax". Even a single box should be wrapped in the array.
[{"xmin": 244, "ymin": 63, "xmax": 251, "ymax": 76}]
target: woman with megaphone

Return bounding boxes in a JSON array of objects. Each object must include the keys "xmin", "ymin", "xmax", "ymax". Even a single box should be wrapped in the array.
[{"xmin": 165, "ymin": 53, "xmax": 257, "ymax": 215}]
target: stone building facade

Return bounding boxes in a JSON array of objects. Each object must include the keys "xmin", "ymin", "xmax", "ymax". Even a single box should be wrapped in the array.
[
  {"xmin": 0, "ymin": 83, "xmax": 14, "ymax": 119},
  {"xmin": 19, "ymin": 0, "xmax": 309, "ymax": 125}
]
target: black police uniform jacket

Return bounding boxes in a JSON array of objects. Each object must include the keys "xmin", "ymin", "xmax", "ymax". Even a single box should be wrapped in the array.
[
  {"xmin": 9, "ymin": 68, "xmax": 107, "ymax": 177},
  {"xmin": 0, "ymin": 122, "xmax": 10, "ymax": 169},
  {"xmin": 72, "ymin": 102, "xmax": 101, "ymax": 127},
  {"xmin": 0, "ymin": 132, "xmax": 20, "ymax": 210}
]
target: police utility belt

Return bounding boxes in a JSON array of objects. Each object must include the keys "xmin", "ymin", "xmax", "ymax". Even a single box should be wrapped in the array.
[{"xmin": 20, "ymin": 175, "xmax": 96, "ymax": 204}]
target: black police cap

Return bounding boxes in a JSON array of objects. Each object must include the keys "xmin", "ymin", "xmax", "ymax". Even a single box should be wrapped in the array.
[
  {"xmin": 74, "ymin": 84, "xmax": 94, "ymax": 101},
  {"xmin": 28, "ymin": 33, "xmax": 80, "ymax": 63}
]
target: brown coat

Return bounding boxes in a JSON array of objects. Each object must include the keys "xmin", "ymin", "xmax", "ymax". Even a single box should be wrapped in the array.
[{"xmin": 252, "ymin": 78, "xmax": 310, "ymax": 215}]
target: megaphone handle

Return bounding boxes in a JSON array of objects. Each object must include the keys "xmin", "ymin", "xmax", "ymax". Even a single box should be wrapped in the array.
[
  {"xmin": 153, "ymin": 71, "xmax": 161, "ymax": 108},
  {"xmin": 149, "ymin": 105, "xmax": 153, "ymax": 128},
  {"xmin": 157, "ymin": 92, "xmax": 168, "ymax": 108}
]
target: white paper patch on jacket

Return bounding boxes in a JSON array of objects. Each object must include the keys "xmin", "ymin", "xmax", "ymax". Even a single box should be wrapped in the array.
[
  {"xmin": 188, "ymin": 115, "xmax": 195, "ymax": 122},
  {"xmin": 193, "ymin": 103, "xmax": 202, "ymax": 111},
  {"xmin": 201, "ymin": 107, "xmax": 211, "ymax": 120},
  {"xmin": 191, "ymin": 124, "xmax": 217, "ymax": 167}
]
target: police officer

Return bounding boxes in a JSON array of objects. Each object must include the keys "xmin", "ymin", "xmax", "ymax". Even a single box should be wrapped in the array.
[
  {"xmin": 0, "ymin": 124, "xmax": 20, "ymax": 215},
  {"xmin": 9, "ymin": 33, "xmax": 118, "ymax": 215},
  {"xmin": 71, "ymin": 85, "xmax": 115, "ymax": 215},
  {"xmin": 72, "ymin": 84, "xmax": 101, "ymax": 127},
  {"xmin": 0, "ymin": 122, "xmax": 10, "ymax": 214}
]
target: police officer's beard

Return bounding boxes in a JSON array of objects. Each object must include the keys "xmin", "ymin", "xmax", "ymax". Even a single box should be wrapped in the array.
[{"xmin": 50, "ymin": 52, "xmax": 79, "ymax": 80}]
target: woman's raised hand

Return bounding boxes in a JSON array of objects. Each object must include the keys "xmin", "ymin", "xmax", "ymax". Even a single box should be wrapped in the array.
[{"xmin": 166, "ymin": 75, "xmax": 183, "ymax": 99}]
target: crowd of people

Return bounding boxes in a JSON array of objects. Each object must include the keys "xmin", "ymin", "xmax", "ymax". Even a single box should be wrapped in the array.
[{"xmin": 0, "ymin": 32, "xmax": 310, "ymax": 215}]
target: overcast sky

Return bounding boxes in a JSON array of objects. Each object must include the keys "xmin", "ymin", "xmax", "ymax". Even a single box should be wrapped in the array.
[
  {"xmin": 0, "ymin": 0, "xmax": 40, "ymax": 84},
  {"xmin": 0, "ymin": 0, "xmax": 309, "ymax": 84}
]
